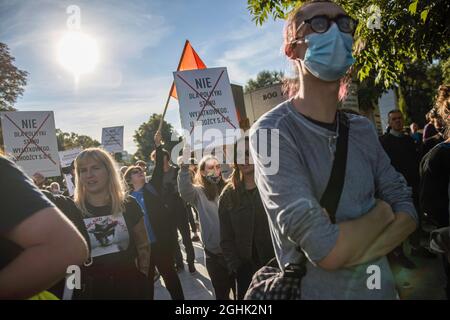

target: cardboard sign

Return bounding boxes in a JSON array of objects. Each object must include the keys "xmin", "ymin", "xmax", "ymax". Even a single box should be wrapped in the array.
[
  {"xmin": 0, "ymin": 111, "xmax": 60, "ymax": 177},
  {"xmin": 173, "ymin": 67, "xmax": 241, "ymax": 149},
  {"xmin": 244, "ymin": 83, "xmax": 287, "ymax": 125},
  {"xmin": 64, "ymin": 173, "xmax": 76, "ymax": 197},
  {"xmin": 59, "ymin": 148, "xmax": 82, "ymax": 168},
  {"xmin": 101, "ymin": 126, "xmax": 124, "ymax": 153}
]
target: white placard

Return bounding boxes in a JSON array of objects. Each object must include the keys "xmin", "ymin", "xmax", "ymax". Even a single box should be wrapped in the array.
[
  {"xmin": 64, "ymin": 173, "xmax": 75, "ymax": 197},
  {"xmin": 244, "ymin": 83, "xmax": 287, "ymax": 125},
  {"xmin": 0, "ymin": 111, "xmax": 61, "ymax": 177},
  {"xmin": 59, "ymin": 148, "xmax": 82, "ymax": 168},
  {"xmin": 173, "ymin": 67, "xmax": 241, "ymax": 150},
  {"xmin": 101, "ymin": 126, "xmax": 124, "ymax": 153}
]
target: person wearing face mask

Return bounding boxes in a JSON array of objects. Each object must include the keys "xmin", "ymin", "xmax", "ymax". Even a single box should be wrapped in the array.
[
  {"xmin": 178, "ymin": 150, "xmax": 234, "ymax": 300},
  {"xmin": 249, "ymin": 0, "xmax": 417, "ymax": 299}
]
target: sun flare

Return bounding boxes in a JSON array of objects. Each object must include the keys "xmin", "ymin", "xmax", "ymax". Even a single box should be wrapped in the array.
[{"xmin": 57, "ymin": 31, "xmax": 99, "ymax": 79}]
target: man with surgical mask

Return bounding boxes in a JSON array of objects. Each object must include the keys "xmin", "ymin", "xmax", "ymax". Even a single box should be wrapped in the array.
[{"xmin": 249, "ymin": 0, "xmax": 417, "ymax": 299}]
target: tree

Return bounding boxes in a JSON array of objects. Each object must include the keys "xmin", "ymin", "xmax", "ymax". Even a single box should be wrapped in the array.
[
  {"xmin": 442, "ymin": 57, "xmax": 450, "ymax": 85},
  {"xmin": 398, "ymin": 59, "xmax": 444, "ymax": 127},
  {"xmin": 244, "ymin": 70, "xmax": 285, "ymax": 93},
  {"xmin": 246, "ymin": 0, "xmax": 450, "ymax": 90},
  {"xmin": 0, "ymin": 43, "xmax": 28, "ymax": 111},
  {"xmin": 56, "ymin": 129, "xmax": 101, "ymax": 151},
  {"xmin": 133, "ymin": 113, "xmax": 179, "ymax": 161},
  {"xmin": 0, "ymin": 42, "xmax": 28, "ymax": 151}
]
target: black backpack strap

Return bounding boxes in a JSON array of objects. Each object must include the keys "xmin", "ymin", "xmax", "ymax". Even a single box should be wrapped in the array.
[{"xmin": 319, "ymin": 111, "xmax": 350, "ymax": 223}]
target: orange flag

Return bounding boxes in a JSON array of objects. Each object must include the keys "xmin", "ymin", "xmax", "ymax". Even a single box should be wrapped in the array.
[{"xmin": 170, "ymin": 40, "xmax": 207, "ymax": 99}]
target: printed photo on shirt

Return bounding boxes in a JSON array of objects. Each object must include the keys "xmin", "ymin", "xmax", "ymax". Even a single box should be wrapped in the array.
[{"xmin": 83, "ymin": 215, "xmax": 129, "ymax": 258}]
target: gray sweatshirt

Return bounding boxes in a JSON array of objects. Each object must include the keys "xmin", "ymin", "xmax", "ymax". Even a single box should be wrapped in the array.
[
  {"xmin": 177, "ymin": 166, "xmax": 222, "ymax": 254},
  {"xmin": 250, "ymin": 99, "xmax": 418, "ymax": 300}
]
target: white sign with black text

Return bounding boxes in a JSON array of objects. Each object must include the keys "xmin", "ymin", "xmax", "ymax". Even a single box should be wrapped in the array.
[
  {"xmin": 173, "ymin": 67, "xmax": 241, "ymax": 150},
  {"xmin": 0, "ymin": 111, "xmax": 61, "ymax": 177},
  {"xmin": 101, "ymin": 126, "xmax": 124, "ymax": 153}
]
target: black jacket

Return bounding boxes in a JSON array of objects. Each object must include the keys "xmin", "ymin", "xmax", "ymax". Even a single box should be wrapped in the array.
[
  {"xmin": 379, "ymin": 132, "xmax": 421, "ymax": 197},
  {"xmin": 218, "ymin": 182, "xmax": 274, "ymax": 273},
  {"xmin": 143, "ymin": 145, "xmax": 177, "ymax": 252}
]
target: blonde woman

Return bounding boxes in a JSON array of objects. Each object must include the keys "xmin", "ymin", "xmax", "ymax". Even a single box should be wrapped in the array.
[{"xmin": 53, "ymin": 148, "xmax": 151, "ymax": 299}]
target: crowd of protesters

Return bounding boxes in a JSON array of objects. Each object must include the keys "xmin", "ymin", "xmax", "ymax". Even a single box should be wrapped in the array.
[{"xmin": 1, "ymin": 0, "xmax": 449, "ymax": 300}]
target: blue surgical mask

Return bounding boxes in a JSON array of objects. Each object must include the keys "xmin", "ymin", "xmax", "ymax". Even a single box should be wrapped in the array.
[{"xmin": 301, "ymin": 24, "xmax": 355, "ymax": 82}]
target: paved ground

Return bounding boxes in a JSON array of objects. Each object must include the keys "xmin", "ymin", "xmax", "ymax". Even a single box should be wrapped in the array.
[
  {"xmin": 155, "ymin": 241, "xmax": 216, "ymax": 300},
  {"xmin": 392, "ymin": 241, "xmax": 447, "ymax": 300},
  {"xmin": 155, "ymin": 234, "xmax": 448, "ymax": 300}
]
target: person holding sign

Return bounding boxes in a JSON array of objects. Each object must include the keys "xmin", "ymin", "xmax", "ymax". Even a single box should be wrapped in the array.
[
  {"xmin": 249, "ymin": 1, "xmax": 417, "ymax": 299},
  {"xmin": 178, "ymin": 148, "xmax": 234, "ymax": 300},
  {"xmin": 124, "ymin": 131, "xmax": 184, "ymax": 300}
]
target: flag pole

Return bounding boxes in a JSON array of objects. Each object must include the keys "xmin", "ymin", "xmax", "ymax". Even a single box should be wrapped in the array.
[{"xmin": 158, "ymin": 40, "xmax": 190, "ymax": 132}]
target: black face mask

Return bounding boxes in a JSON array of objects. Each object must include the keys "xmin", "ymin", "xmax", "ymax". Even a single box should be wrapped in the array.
[{"xmin": 204, "ymin": 174, "xmax": 221, "ymax": 184}]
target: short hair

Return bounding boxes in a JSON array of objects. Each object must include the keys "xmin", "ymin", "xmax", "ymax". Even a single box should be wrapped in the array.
[
  {"xmin": 387, "ymin": 109, "xmax": 403, "ymax": 121},
  {"xmin": 135, "ymin": 160, "xmax": 146, "ymax": 167},
  {"xmin": 388, "ymin": 109, "xmax": 402, "ymax": 117},
  {"xmin": 50, "ymin": 182, "xmax": 60, "ymax": 191},
  {"xmin": 123, "ymin": 165, "xmax": 143, "ymax": 190}
]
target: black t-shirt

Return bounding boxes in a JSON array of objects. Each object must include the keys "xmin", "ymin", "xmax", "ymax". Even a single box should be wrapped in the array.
[
  {"xmin": 302, "ymin": 113, "xmax": 337, "ymax": 132},
  {"xmin": 44, "ymin": 195, "xmax": 147, "ymax": 299},
  {"xmin": 81, "ymin": 196, "xmax": 143, "ymax": 270},
  {"xmin": 379, "ymin": 133, "xmax": 421, "ymax": 193},
  {"xmin": 0, "ymin": 156, "xmax": 54, "ymax": 270},
  {"xmin": 420, "ymin": 142, "xmax": 450, "ymax": 227}
]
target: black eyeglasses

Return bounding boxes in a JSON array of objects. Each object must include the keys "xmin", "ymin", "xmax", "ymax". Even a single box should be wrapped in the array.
[{"xmin": 297, "ymin": 14, "xmax": 357, "ymax": 36}]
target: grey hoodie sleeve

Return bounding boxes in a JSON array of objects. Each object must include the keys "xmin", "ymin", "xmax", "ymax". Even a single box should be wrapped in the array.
[
  {"xmin": 177, "ymin": 165, "xmax": 199, "ymax": 206},
  {"xmin": 250, "ymin": 128, "xmax": 340, "ymax": 264}
]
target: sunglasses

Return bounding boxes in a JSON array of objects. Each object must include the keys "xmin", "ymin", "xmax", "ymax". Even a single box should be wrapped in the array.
[
  {"xmin": 297, "ymin": 14, "xmax": 357, "ymax": 36},
  {"xmin": 130, "ymin": 169, "xmax": 142, "ymax": 175}
]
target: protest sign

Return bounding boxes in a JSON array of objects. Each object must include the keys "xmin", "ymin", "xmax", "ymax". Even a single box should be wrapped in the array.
[
  {"xmin": 101, "ymin": 126, "xmax": 124, "ymax": 153},
  {"xmin": 58, "ymin": 148, "xmax": 82, "ymax": 196},
  {"xmin": 0, "ymin": 111, "xmax": 60, "ymax": 177},
  {"xmin": 59, "ymin": 147, "xmax": 82, "ymax": 168},
  {"xmin": 173, "ymin": 67, "xmax": 240, "ymax": 150},
  {"xmin": 244, "ymin": 83, "xmax": 287, "ymax": 125}
]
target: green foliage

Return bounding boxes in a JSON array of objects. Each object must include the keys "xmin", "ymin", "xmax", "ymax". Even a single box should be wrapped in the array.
[
  {"xmin": 442, "ymin": 57, "xmax": 450, "ymax": 84},
  {"xmin": 399, "ymin": 59, "xmax": 444, "ymax": 127},
  {"xmin": 56, "ymin": 129, "xmax": 101, "ymax": 151},
  {"xmin": 133, "ymin": 113, "xmax": 179, "ymax": 161},
  {"xmin": 246, "ymin": 0, "xmax": 450, "ymax": 90},
  {"xmin": 0, "ymin": 43, "xmax": 28, "ymax": 111},
  {"xmin": 244, "ymin": 70, "xmax": 285, "ymax": 93}
]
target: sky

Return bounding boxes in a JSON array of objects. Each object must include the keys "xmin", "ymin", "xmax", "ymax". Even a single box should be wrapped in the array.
[{"xmin": 0, "ymin": 0, "xmax": 289, "ymax": 154}]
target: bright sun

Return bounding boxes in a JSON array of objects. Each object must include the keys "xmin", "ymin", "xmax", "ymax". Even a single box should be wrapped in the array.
[{"xmin": 57, "ymin": 31, "xmax": 99, "ymax": 79}]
